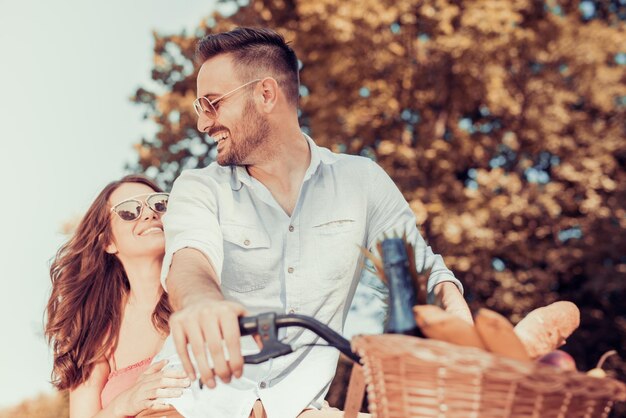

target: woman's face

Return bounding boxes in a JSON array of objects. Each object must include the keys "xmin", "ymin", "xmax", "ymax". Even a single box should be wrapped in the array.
[{"xmin": 106, "ymin": 182, "xmax": 165, "ymax": 261}]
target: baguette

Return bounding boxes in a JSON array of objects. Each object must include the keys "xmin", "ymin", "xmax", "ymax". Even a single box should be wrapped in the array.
[
  {"xmin": 514, "ymin": 301, "xmax": 580, "ymax": 359},
  {"xmin": 413, "ymin": 305, "xmax": 486, "ymax": 349},
  {"xmin": 474, "ymin": 308, "xmax": 531, "ymax": 362}
]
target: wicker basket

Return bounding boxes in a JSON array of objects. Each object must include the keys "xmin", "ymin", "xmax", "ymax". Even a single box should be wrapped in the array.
[{"xmin": 351, "ymin": 334, "xmax": 626, "ymax": 418}]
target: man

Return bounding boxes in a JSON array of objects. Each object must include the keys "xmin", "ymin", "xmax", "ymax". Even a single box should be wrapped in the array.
[{"xmin": 161, "ymin": 27, "xmax": 472, "ymax": 418}]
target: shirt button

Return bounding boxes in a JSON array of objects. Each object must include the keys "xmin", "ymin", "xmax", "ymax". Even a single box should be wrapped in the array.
[
  {"xmin": 243, "ymin": 239, "xmax": 250, "ymax": 246},
  {"xmin": 287, "ymin": 267, "xmax": 294, "ymax": 274},
  {"xmin": 288, "ymin": 225, "xmax": 294, "ymax": 232},
  {"xmin": 259, "ymin": 381, "xmax": 267, "ymax": 389}
]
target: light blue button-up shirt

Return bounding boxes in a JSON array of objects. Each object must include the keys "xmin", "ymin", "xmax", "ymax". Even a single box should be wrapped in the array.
[{"xmin": 160, "ymin": 134, "xmax": 463, "ymax": 418}]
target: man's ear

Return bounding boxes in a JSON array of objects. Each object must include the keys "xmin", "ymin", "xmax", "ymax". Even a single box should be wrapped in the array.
[{"xmin": 257, "ymin": 77, "xmax": 279, "ymax": 112}]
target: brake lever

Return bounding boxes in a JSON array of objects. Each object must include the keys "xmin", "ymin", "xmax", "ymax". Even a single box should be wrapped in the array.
[{"xmin": 242, "ymin": 312, "xmax": 293, "ymax": 364}]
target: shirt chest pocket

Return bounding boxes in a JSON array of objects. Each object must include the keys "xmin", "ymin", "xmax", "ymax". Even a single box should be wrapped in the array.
[
  {"xmin": 221, "ymin": 224, "xmax": 272, "ymax": 292},
  {"xmin": 312, "ymin": 218, "xmax": 361, "ymax": 280}
]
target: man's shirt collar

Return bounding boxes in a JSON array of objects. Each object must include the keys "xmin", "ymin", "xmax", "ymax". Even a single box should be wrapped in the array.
[{"xmin": 230, "ymin": 133, "xmax": 338, "ymax": 190}]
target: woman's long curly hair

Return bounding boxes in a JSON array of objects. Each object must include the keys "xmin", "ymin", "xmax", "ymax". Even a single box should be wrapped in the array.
[{"xmin": 45, "ymin": 175, "xmax": 172, "ymax": 390}]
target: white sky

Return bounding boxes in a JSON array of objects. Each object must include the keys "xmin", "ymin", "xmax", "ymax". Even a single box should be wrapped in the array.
[{"xmin": 0, "ymin": 0, "xmax": 220, "ymax": 407}]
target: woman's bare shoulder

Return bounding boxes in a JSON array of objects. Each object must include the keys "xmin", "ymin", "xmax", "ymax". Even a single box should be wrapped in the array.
[
  {"xmin": 69, "ymin": 357, "xmax": 111, "ymax": 417},
  {"xmin": 72, "ymin": 356, "xmax": 110, "ymax": 391}
]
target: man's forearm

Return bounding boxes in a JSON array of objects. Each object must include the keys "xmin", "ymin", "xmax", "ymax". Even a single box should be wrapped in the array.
[
  {"xmin": 164, "ymin": 247, "xmax": 247, "ymax": 385},
  {"xmin": 167, "ymin": 248, "xmax": 224, "ymax": 311}
]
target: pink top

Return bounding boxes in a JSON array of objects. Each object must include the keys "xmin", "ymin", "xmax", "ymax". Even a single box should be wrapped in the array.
[{"xmin": 100, "ymin": 356, "xmax": 154, "ymax": 410}]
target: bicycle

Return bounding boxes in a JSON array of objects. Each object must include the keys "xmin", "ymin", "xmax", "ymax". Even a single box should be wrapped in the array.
[{"xmin": 237, "ymin": 312, "xmax": 626, "ymax": 418}]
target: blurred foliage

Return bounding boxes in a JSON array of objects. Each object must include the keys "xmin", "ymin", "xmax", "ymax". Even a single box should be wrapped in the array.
[
  {"xmin": 0, "ymin": 391, "xmax": 68, "ymax": 418},
  {"xmin": 126, "ymin": 0, "xmax": 626, "ymax": 414},
  {"xmin": 17, "ymin": 0, "xmax": 625, "ymax": 416}
]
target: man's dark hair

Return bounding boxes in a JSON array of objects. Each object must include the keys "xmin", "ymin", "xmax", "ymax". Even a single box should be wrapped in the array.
[{"xmin": 196, "ymin": 27, "xmax": 300, "ymax": 107}]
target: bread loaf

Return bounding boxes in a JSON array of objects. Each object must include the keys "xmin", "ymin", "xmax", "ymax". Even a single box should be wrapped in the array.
[
  {"xmin": 474, "ymin": 308, "xmax": 531, "ymax": 362},
  {"xmin": 513, "ymin": 301, "xmax": 580, "ymax": 359},
  {"xmin": 413, "ymin": 305, "xmax": 486, "ymax": 349}
]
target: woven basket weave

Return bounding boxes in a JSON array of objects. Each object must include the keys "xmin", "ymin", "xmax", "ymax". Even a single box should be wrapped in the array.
[{"xmin": 351, "ymin": 334, "xmax": 626, "ymax": 418}]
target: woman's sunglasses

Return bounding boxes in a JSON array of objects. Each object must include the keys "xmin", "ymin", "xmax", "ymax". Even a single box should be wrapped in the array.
[{"xmin": 110, "ymin": 192, "xmax": 169, "ymax": 222}]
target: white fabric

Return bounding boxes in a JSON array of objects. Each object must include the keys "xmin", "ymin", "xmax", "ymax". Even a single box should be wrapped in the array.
[{"xmin": 159, "ymin": 134, "xmax": 463, "ymax": 417}]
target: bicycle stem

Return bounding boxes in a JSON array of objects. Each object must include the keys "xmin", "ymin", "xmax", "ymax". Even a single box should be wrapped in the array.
[{"xmin": 239, "ymin": 313, "xmax": 361, "ymax": 364}]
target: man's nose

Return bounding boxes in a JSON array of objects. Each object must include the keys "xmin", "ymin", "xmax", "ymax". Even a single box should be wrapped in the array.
[{"xmin": 197, "ymin": 113, "xmax": 216, "ymax": 133}]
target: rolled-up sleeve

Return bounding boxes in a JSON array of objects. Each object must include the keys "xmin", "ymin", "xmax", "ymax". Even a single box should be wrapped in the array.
[
  {"xmin": 160, "ymin": 170, "xmax": 224, "ymax": 291},
  {"xmin": 365, "ymin": 160, "xmax": 463, "ymax": 299}
]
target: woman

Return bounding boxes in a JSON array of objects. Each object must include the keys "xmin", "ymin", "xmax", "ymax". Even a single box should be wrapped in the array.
[{"xmin": 46, "ymin": 175, "xmax": 190, "ymax": 417}]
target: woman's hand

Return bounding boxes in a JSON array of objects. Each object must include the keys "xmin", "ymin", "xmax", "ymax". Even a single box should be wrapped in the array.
[{"xmin": 113, "ymin": 359, "xmax": 190, "ymax": 417}]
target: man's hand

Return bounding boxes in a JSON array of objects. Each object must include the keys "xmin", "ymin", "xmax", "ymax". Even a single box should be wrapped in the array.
[
  {"xmin": 433, "ymin": 281, "xmax": 474, "ymax": 325},
  {"xmin": 169, "ymin": 298, "xmax": 246, "ymax": 388},
  {"xmin": 167, "ymin": 248, "xmax": 247, "ymax": 388}
]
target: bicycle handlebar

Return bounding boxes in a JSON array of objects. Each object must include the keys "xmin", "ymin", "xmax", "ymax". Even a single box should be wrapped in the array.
[{"xmin": 237, "ymin": 312, "xmax": 360, "ymax": 364}]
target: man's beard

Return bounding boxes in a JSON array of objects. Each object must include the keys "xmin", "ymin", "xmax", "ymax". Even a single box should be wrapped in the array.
[{"xmin": 217, "ymin": 99, "xmax": 271, "ymax": 166}]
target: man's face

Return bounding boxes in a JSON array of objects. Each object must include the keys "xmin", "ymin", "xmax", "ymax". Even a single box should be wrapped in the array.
[{"xmin": 196, "ymin": 54, "xmax": 271, "ymax": 166}]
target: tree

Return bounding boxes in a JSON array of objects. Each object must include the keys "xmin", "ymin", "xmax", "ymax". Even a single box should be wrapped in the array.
[
  {"xmin": 130, "ymin": 0, "xmax": 626, "ymax": 414},
  {"xmin": 0, "ymin": 391, "xmax": 68, "ymax": 418}
]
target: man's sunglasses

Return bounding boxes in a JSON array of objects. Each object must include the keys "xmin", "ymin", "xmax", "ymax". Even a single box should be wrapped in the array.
[
  {"xmin": 110, "ymin": 193, "xmax": 169, "ymax": 222},
  {"xmin": 193, "ymin": 79, "xmax": 261, "ymax": 119}
]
